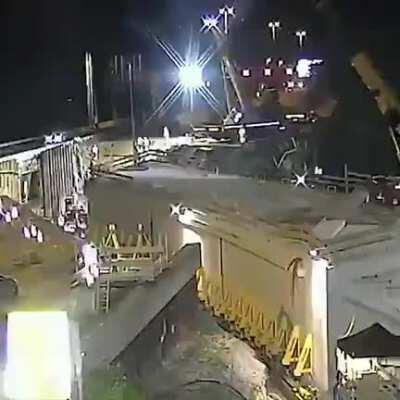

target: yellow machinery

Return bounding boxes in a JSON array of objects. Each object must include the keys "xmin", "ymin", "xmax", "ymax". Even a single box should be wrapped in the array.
[{"xmin": 352, "ymin": 52, "xmax": 400, "ymax": 164}]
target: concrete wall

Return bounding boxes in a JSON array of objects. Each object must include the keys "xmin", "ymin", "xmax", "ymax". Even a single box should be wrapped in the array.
[
  {"xmin": 40, "ymin": 144, "xmax": 75, "ymax": 219},
  {"xmin": 198, "ymin": 227, "xmax": 330, "ymax": 393}
]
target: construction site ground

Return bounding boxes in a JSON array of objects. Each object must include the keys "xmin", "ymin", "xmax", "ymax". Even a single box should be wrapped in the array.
[
  {"xmin": 0, "ymin": 196, "xmax": 75, "ymax": 310},
  {"xmin": 2, "ymin": 162, "xmax": 400, "ymax": 400},
  {"xmin": 120, "ymin": 280, "xmax": 279, "ymax": 400}
]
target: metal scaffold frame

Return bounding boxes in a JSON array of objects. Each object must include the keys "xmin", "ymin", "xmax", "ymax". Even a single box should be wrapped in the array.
[{"xmin": 94, "ymin": 223, "xmax": 168, "ymax": 312}]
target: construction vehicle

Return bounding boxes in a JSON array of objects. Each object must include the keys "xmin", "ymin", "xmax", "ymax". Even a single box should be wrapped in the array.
[
  {"xmin": 58, "ymin": 194, "xmax": 89, "ymax": 238},
  {"xmin": 352, "ymin": 52, "xmax": 400, "ymax": 205},
  {"xmin": 352, "ymin": 52, "xmax": 400, "ymax": 165}
]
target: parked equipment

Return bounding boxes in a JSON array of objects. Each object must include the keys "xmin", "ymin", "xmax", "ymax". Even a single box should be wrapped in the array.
[{"xmin": 58, "ymin": 194, "xmax": 89, "ymax": 237}]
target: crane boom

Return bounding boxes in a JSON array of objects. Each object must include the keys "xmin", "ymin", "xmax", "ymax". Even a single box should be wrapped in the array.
[{"xmin": 351, "ymin": 52, "xmax": 400, "ymax": 163}]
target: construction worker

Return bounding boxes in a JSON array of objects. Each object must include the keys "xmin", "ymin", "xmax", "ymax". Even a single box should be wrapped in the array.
[
  {"xmin": 58, "ymin": 213, "xmax": 65, "ymax": 227},
  {"xmin": 30, "ymin": 224, "xmax": 38, "ymax": 238},
  {"xmin": 37, "ymin": 229, "xmax": 44, "ymax": 243},
  {"xmin": 22, "ymin": 226, "xmax": 31, "ymax": 239},
  {"xmin": 75, "ymin": 242, "xmax": 99, "ymax": 287},
  {"xmin": 92, "ymin": 144, "xmax": 99, "ymax": 161},
  {"xmin": 4, "ymin": 212, "xmax": 11, "ymax": 223},
  {"xmin": 11, "ymin": 206, "xmax": 19, "ymax": 220}
]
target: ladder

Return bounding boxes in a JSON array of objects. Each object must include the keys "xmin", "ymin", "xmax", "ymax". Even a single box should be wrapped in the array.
[{"xmin": 95, "ymin": 280, "xmax": 111, "ymax": 313}]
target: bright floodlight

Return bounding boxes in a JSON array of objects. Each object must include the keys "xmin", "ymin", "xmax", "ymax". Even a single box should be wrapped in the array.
[
  {"xmin": 179, "ymin": 64, "xmax": 203, "ymax": 89},
  {"xmin": 296, "ymin": 59, "xmax": 313, "ymax": 78},
  {"xmin": 268, "ymin": 21, "xmax": 280, "ymax": 28},
  {"xmin": 5, "ymin": 311, "xmax": 71, "ymax": 400},
  {"xmin": 202, "ymin": 15, "xmax": 219, "ymax": 29}
]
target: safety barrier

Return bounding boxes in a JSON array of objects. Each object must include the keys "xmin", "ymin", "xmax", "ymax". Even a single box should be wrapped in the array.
[{"xmin": 137, "ymin": 149, "xmax": 168, "ymax": 164}]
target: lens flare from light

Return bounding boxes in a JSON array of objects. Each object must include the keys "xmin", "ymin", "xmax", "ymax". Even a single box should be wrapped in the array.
[{"xmin": 179, "ymin": 64, "xmax": 204, "ymax": 89}]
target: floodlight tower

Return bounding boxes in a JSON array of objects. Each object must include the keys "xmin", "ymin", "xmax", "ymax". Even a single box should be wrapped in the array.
[
  {"xmin": 296, "ymin": 30, "xmax": 307, "ymax": 47},
  {"xmin": 268, "ymin": 20, "xmax": 281, "ymax": 41},
  {"xmin": 219, "ymin": 5, "xmax": 235, "ymax": 35}
]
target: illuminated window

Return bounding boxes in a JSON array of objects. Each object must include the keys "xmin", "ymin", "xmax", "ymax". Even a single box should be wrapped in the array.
[{"xmin": 264, "ymin": 68, "xmax": 272, "ymax": 77}]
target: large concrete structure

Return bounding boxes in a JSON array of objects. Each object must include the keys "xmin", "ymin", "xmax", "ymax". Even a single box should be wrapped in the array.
[
  {"xmin": 170, "ymin": 189, "xmax": 400, "ymax": 400},
  {"xmin": 0, "ymin": 121, "xmax": 118, "ymax": 218}
]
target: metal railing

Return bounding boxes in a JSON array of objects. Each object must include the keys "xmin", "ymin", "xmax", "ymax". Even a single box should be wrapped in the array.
[{"xmin": 273, "ymin": 169, "xmax": 400, "ymax": 194}]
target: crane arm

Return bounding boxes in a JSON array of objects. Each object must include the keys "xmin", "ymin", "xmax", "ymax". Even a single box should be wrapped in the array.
[{"xmin": 351, "ymin": 52, "xmax": 400, "ymax": 163}]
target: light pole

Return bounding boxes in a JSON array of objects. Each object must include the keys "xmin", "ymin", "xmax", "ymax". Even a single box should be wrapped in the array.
[
  {"xmin": 85, "ymin": 52, "xmax": 97, "ymax": 127},
  {"xmin": 296, "ymin": 30, "xmax": 307, "ymax": 47},
  {"xmin": 201, "ymin": 15, "xmax": 219, "ymax": 32},
  {"xmin": 128, "ymin": 61, "xmax": 136, "ymax": 157},
  {"xmin": 219, "ymin": 5, "xmax": 235, "ymax": 35},
  {"xmin": 268, "ymin": 20, "xmax": 281, "ymax": 41}
]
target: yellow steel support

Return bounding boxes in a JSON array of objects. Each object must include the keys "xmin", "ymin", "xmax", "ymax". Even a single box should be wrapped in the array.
[
  {"xmin": 222, "ymin": 290, "xmax": 234, "ymax": 318},
  {"xmin": 240, "ymin": 301, "xmax": 255, "ymax": 333},
  {"xmin": 212, "ymin": 285, "xmax": 225, "ymax": 317},
  {"xmin": 282, "ymin": 325, "xmax": 301, "ymax": 366},
  {"xmin": 273, "ymin": 328, "xmax": 288, "ymax": 355},
  {"xmin": 196, "ymin": 268, "xmax": 208, "ymax": 303},
  {"xmin": 294, "ymin": 333, "xmax": 313, "ymax": 377},
  {"xmin": 268, "ymin": 319, "xmax": 277, "ymax": 340},
  {"xmin": 233, "ymin": 297, "xmax": 245, "ymax": 330},
  {"xmin": 250, "ymin": 308, "xmax": 264, "ymax": 339},
  {"xmin": 207, "ymin": 283, "xmax": 215, "ymax": 313},
  {"xmin": 102, "ymin": 224, "xmax": 120, "ymax": 249},
  {"xmin": 223, "ymin": 291, "xmax": 235, "ymax": 321},
  {"xmin": 194, "ymin": 268, "xmax": 314, "ymax": 379}
]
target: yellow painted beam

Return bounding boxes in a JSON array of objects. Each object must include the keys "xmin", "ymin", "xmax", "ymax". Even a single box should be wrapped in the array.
[
  {"xmin": 294, "ymin": 333, "xmax": 313, "ymax": 377},
  {"xmin": 282, "ymin": 325, "xmax": 301, "ymax": 366}
]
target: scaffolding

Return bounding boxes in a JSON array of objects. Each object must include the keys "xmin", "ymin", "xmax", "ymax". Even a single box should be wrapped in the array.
[{"xmin": 94, "ymin": 223, "xmax": 168, "ymax": 312}]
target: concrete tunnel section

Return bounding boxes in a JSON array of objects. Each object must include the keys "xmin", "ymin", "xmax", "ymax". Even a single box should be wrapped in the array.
[
  {"xmin": 179, "ymin": 209, "xmax": 329, "ymax": 391},
  {"xmin": 170, "ymin": 198, "xmax": 400, "ymax": 400}
]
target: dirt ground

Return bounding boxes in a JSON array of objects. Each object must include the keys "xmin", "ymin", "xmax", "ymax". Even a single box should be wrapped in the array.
[{"xmin": 119, "ymin": 281, "xmax": 270, "ymax": 400}]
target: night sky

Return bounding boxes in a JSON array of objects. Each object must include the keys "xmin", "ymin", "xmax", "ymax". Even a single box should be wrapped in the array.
[{"xmin": 0, "ymin": 0, "xmax": 399, "ymax": 142}]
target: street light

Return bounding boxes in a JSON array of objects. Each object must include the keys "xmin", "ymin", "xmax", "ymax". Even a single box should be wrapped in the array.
[
  {"xmin": 201, "ymin": 15, "xmax": 219, "ymax": 32},
  {"xmin": 268, "ymin": 20, "xmax": 281, "ymax": 41},
  {"xmin": 219, "ymin": 5, "xmax": 235, "ymax": 34},
  {"xmin": 296, "ymin": 30, "xmax": 307, "ymax": 47},
  {"xmin": 238, "ymin": 127, "xmax": 247, "ymax": 144},
  {"xmin": 179, "ymin": 64, "xmax": 204, "ymax": 89}
]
